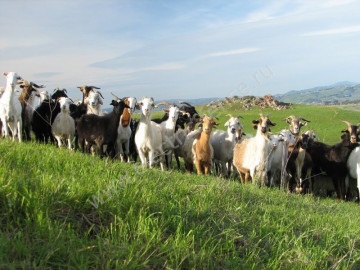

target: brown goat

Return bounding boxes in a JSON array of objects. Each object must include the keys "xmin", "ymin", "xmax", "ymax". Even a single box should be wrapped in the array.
[
  {"xmin": 192, "ymin": 115, "xmax": 219, "ymax": 175},
  {"xmin": 182, "ymin": 115, "xmax": 219, "ymax": 174}
]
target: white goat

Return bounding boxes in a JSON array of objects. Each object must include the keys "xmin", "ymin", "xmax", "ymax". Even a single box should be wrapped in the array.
[
  {"xmin": 34, "ymin": 90, "xmax": 50, "ymax": 109},
  {"xmin": 0, "ymin": 72, "xmax": 23, "ymax": 142},
  {"xmin": 158, "ymin": 103, "xmax": 180, "ymax": 169},
  {"xmin": 267, "ymin": 129, "xmax": 295, "ymax": 189},
  {"xmin": 134, "ymin": 97, "xmax": 165, "ymax": 170},
  {"xmin": 211, "ymin": 114, "xmax": 243, "ymax": 178},
  {"xmin": 233, "ymin": 114, "xmax": 276, "ymax": 185},
  {"xmin": 115, "ymin": 96, "xmax": 137, "ymax": 162},
  {"xmin": 51, "ymin": 97, "xmax": 75, "ymax": 149},
  {"xmin": 346, "ymin": 146, "xmax": 360, "ymax": 201},
  {"xmin": 84, "ymin": 90, "xmax": 104, "ymax": 116}
]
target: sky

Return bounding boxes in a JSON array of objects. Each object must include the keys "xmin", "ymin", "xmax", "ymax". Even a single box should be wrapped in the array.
[{"xmin": 1, "ymin": 0, "xmax": 360, "ymax": 102}]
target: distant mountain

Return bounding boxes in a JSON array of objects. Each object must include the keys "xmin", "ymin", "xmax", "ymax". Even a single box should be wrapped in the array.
[
  {"xmin": 159, "ymin": 97, "xmax": 218, "ymax": 106},
  {"xmin": 275, "ymin": 82, "xmax": 360, "ymax": 105}
]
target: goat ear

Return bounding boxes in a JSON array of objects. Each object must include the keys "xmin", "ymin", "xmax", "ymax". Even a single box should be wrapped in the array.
[
  {"xmin": 224, "ymin": 121, "xmax": 230, "ymax": 127},
  {"xmin": 269, "ymin": 122, "xmax": 276, "ymax": 126},
  {"xmin": 253, "ymin": 124, "xmax": 258, "ymax": 130}
]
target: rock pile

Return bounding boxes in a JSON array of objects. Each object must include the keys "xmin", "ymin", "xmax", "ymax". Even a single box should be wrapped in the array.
[{"xmin": 206, "ymin": 94, "xmax": 291, "ymax": 110}]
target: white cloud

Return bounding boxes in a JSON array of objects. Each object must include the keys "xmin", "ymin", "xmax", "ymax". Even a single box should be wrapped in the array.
[
  {"xmin": 205, "ymin": 48, "xmax": 260, "ymax": 58},
  {"xmin": 302, "ymin": 25, "xmax": 360, "ymax": 36}
]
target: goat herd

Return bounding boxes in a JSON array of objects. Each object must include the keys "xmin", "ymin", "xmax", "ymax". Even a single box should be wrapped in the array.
[{"xmin": 1, "ymin": 72, "xmax": 360, "ymax": 203}]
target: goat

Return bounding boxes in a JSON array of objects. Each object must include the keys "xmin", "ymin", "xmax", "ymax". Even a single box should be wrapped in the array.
[
  {"xmin": 18, "ymin": 80, "xmax": 45, "ymax": 141},
  {"xmin": 182, "ymin": 115, "xmax": 219, "ymax": 175},
  {"xmin": 84, "ymin": 90, "xmax": 104, "ymax": 116},
  {"xmin": 51, "ymin": 97, "xmax": 75, "ymax": 149},
  {"xmin": 286, "ymin": 132, "xmax": 313, "ymax": 194},
  {"xmin": 113, "ymin": 94, "xmax": 137, "ymax": 162},
  {"xmin": 233, "ymin": 114, "xmax": 276, "ymax": 186},
  {"xmin": 0, "ymin": 72, "xmax": 23, "ymax": 142},
  {"xmin": 307, "ymin": 121, "xmax": 359, "ymax": 200},
  {"xmin": 173, "ymin": 128, "xmax": 187, "ymax": 169},
  {"xmin": 285, "ymin": 115, "xmax": 310, "ymax": 137},
  {"xmin": 128, "ymin": 119, "xmax": 139, "ymax": 162},
  {"xmin": 267, "ymin": 129, "xmax": 295, "ymax": 189},
  {"xmin": 179, "ymin": 101, "xmax": 198, "ymax": 119},
  {"xmin": 345, "ymin": 128, "xmax": 360, "ymax": 201},
  {"xmin": 134, "ymin": 97, "xmax": 165, "ymax": 170},
  {"xmin": 210, "ymin": 114, "xmax": 243, "ymax": 177},
  {"xmin": 76, "ymin": 98, "xmax": 128, "ymax": 157},
  {"xmin": 77, "ymin": 85, "xmax": 100, "ymax": 103},
  {"xmin": 31, "ymin": 88, "xmax": 68, "ymax": 143},
  {"xmin": 157, "ymin": 102, "xmax": 180, "ymax": 169}
]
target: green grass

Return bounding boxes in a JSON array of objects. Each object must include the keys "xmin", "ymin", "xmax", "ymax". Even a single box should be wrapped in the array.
[{"xmin": 1, "ymin": 104, "xmax": 360, "ymax": 269}]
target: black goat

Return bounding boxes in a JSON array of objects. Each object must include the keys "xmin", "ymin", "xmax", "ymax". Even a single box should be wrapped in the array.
[
  {"xmin": 307, "ymin": 121, "xmax": 359, "ymax": 200},
  {"xmin": 287, "ymin": 132, "xmax": 313, "ymax": 194},
  {"xmin": 127, "ymin": 119, "xmax": 139, "ymax": 162},
  {"xmin": 76, "ymin": 99, "xmax": 129, "ymax": 158},
  {"xmin": 31, "ymin": 88, "xmax": 68, "ymax": 143},
  {"xmin": 179, "ymin": 101, "xmax": 198, "ymax": 118}
]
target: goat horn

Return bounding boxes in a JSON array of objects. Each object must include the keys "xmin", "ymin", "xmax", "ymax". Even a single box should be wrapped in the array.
[
  {"xmin": 285, "ymin": 115, "xmax": 295, "ymax": 120},
  {"xmin": 111, "ymin": 92, "xmax": 120, "ymax": 101},
  {"xmin": 299, "ymin": 116, "xmax": 310, "ymax": 122},
  {"xmin": 97, "ymin": 91, "xmax": 104, "ymax": 99},
  {"xmin": 155, "ymin": 101, "xmax": 171, "ymax": 107},
  {"xmin": 342, "ymin": 120, "xmax": 352, "ymax": 127},
  {"xmin": 19, "ymin": 79, "xmax": 30, "ymax": 86},
  {"xmin": 226, "ymin": 114, "xmax": 233, "ymax": 118},
  {"xmin": 179, "ymin": 101, "xmax": 193, "ymax": 107}
]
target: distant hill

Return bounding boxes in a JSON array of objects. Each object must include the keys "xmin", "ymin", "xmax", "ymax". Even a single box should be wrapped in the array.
[{"xmin": 275, "ymin": 82, "xmax": 360, "ymax": 105}]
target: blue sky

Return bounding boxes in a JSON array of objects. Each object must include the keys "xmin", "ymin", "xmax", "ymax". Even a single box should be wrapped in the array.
[{"xmin": 1, "ymin": 0, "xmax": 360, "ymax": 102}]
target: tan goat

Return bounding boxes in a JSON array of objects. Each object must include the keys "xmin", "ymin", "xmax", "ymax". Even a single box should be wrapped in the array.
[{"xmin": 182, "ymin": 115, "xmax": 219, "ymax": 175}]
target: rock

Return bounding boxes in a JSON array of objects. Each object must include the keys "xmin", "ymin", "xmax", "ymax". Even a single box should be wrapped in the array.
[{"xmin": 206, "ymin": 95, "xmax": 292, "ymax": 110}]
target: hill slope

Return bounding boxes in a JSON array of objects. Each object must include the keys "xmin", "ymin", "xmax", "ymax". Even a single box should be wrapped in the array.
[{"xmin": 275, "ymin": 82, "xmax": 360, "ymax": 104}]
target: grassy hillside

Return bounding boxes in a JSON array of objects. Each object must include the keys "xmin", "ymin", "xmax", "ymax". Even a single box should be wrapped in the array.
[{"xmin": 1, "ymin": 104, "xmax": 360, "ymax": 269}]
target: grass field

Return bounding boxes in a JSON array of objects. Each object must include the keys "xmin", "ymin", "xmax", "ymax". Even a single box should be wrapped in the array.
[{"xmin": 1, "ymin": 104, "xmax": 360, "ymax": 269}]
